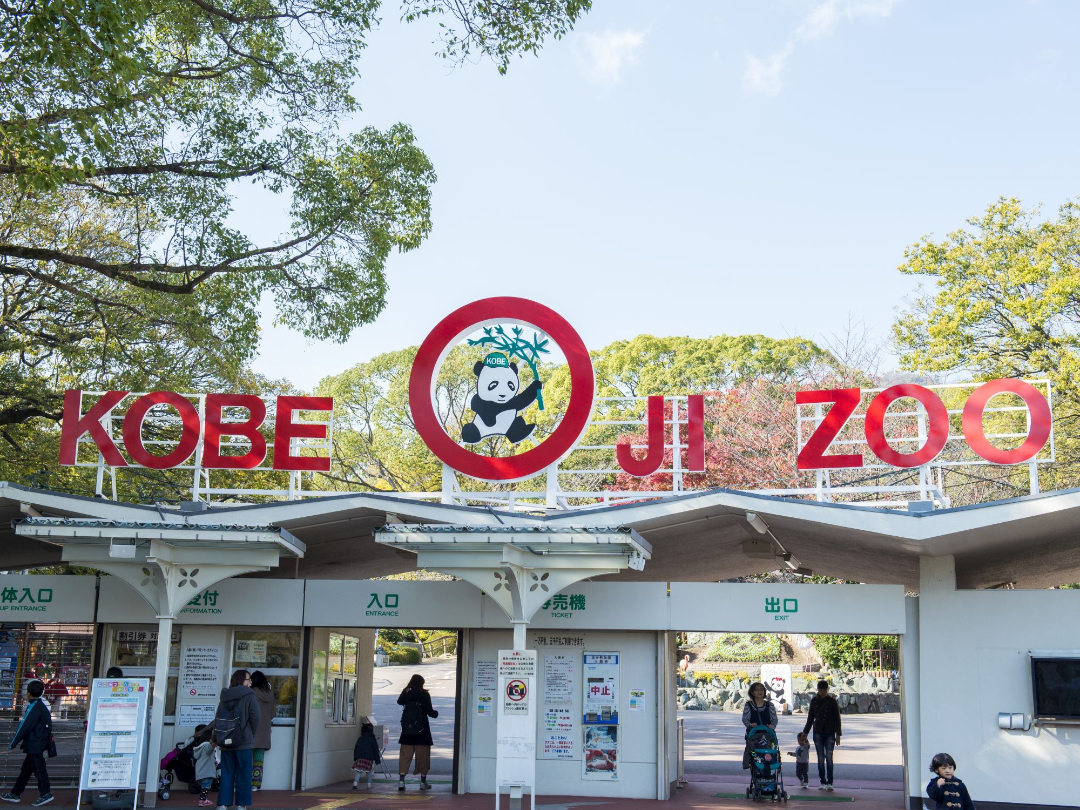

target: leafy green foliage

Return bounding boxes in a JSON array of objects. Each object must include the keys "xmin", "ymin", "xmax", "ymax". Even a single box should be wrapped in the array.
[
  {"xmin": 704, "ymin": 633, "xmax": 782, "ymax": 663},
  {"xmin": 402, "ymin": 0, "xmax": 593, "ymax": 75},
  {"xmin": 894, "ymin": 197, "xmax": 1080, "ymax": 501},
  {"xmin": 388, "ymin": 646, "xmax": 422, "ymax": 665},
  {"xmin": 809, "ymin": 635, "xmax": 897, "ymax": 671},
  {"xmin": 0, "ymin": 0, "xmax": 590, "ymax": 434}
]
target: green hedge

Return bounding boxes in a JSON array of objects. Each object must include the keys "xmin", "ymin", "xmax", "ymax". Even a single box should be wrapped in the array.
[
  {"xmin": 388, "ymin": 646, "xmax": 422, "ymax": 665},
  {"xmin": 704, "ymin": 634, "xmax": 781, "ymax": 663},
  {"xmin": 809, "ymin": 635, "xmax": 897, "ymax": 670}
]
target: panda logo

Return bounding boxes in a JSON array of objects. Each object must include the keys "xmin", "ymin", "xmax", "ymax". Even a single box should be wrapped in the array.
[{"xmin": 461, "ymin": 353, "xmax": 543, "ymax": 445}]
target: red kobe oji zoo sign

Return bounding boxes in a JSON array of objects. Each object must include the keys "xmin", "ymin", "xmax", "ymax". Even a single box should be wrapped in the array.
[
  {"xmin": 58, "ymin": 390, "xmax": 333, "ymax": 471},
  {"xmin": 796, "ymin": 379, "xmax": 1053, "ymax": 470}
]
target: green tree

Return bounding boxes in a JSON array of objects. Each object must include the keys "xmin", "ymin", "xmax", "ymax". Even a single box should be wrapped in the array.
[
  {"xmin": 0, "ymin": 0, "xmax": 590, "ymax": 430},
  {"xmin": 894, "ymin": 197, "xmax": 1080, "ymax": 495}
]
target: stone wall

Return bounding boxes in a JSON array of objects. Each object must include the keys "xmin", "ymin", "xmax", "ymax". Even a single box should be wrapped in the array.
[{"xmin": 676, "ymin": 671, "xmax": 901, "ymax": 713}]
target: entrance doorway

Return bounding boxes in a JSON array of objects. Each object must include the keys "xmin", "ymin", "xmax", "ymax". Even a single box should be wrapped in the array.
[
  {"xmin": 675, "ymin": 631, "xmax": 904, "ymax": 799},
  {"xmin": 369, "ymin": 629, "xmax": 458, "ymax": 790}
]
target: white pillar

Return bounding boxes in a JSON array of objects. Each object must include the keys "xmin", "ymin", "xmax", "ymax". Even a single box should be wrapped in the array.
[
  {"xmin": 512, "ymin": 621, "xmax": 527, "ymax": 651},
  {"xmin": 143, "ymin": 615, "xmax": 173, "ymax": 808},
  {"xmin": 900, "ymin": 596, "xmax": 921, "ymax": 805}
]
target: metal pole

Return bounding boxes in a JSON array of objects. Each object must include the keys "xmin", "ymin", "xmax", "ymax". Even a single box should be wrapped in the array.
[{"xmin": 143, "ymin": 615, "xmax": 173, "ymax": 808}]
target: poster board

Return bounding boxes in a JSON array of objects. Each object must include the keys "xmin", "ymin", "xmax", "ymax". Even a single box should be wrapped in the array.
[
  {"xmin": 496, "ymin": 650, "xmax": 536, "ymax": 804},
  {"xmin": 78, "ymin": 678, "xmax": 151, "ymax": 808},
  {"xmin": 760, "ymin": 663, "xmax": 793, "ymax": 715},
  {"xmin": 582, "ymin": 652, "xmax": 619, "ymax": 780}
]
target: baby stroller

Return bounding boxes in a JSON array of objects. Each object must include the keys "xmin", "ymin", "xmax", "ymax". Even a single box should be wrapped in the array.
[
  {"xmin": 745, "ymin": 725, "xmax": 788, "ymax": 803},
  {"xmin": 158, "ymin": 734, "xmax": 218, "ymax": 800}
]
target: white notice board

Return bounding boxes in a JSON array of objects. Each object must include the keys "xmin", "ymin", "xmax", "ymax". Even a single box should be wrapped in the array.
[
  {"xmin": 180, "ymin": 646, "xmax": 222, "ymax": 698},
  {"xmin": 496, "ymin": 650, "xmax": 537, "ymax": 796},
  {"xmin": 79, "ymin": 678, "xmax": 150, "ymax": 803}
]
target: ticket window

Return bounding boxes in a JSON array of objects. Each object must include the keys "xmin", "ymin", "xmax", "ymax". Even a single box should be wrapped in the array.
[
  {"xmin": 229, "ymin": 630, "xmax": 301, "ymax": 724},
  {"xmin": 107, "ymin": 626, "xmax": 182, "ymax": 718},
  {"xmin": 323, "ymin": 633, "xmax": 359, "ymax": 725}
]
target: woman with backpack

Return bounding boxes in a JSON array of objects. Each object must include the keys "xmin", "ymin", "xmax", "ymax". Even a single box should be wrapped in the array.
[
  {"xmin": 214, "ymin": 670, "xmax": 261, "ymax": 810},
  {"xmin": 396, "ymin": 674, "xmax": 438, "ymax": 792}
]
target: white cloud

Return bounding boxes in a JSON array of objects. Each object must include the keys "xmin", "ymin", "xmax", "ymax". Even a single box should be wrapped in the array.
[
  {"xmin": 745, "ymin": 0, "xmax": 902, "ymax": 96},
  {"xmin": 798, "ymin": 0, "xmax": 841, "ymax": 41},
  {"xmin": 743, "ymin": 45, "xmax": 794, "ymax": 97},
  {"xmin": 581, "ymin": 30, "xmax": 647, "ymax": 85}
]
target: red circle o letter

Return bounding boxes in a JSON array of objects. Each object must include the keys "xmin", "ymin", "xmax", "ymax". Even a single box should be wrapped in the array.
[
  {"xmin": 409, "ymin": 297, "xmax": 594, "ymax": 483},
  {"xmin": 122, "ymin": 392, "xmax": 201, "ymax": 469},
  {"xmin": 962, "ymin": 379, "xmax": 1051, "ymax": 464},
  {"xmin": 864, "ymin": 384, "xmax": 949, "ymax": 468}
]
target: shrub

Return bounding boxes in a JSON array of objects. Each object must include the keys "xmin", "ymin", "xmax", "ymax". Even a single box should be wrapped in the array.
[
  {"xmin": 704, "ymin": 634, "xmax": 782, "ymax": 663},
  {"xmin": 388, "ymin": 646, "xmax": 422, "ymax": 665},
  {"xmin": 810, "ymin": 635, "xmax": 897, "ymax": 671}
]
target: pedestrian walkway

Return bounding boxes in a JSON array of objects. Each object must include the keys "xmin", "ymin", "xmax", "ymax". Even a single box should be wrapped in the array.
[{"xmin": 47, "ymin": 779, "xmax": 906, "ymax": 809}]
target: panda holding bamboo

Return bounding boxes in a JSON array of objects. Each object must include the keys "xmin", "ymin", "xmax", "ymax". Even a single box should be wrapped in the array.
[{"xmin": 460, "ymin": 352, "xmax": 543, "ymax": 445}]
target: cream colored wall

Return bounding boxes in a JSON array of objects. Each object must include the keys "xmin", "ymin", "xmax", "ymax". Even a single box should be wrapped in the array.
[
  {"xmin": 300, "ymin": 627, "xmax": 376, "ymax": 789},
  {"xmin": 917, "ymin": 556, "xmax": 1080, "ymax": 806}
]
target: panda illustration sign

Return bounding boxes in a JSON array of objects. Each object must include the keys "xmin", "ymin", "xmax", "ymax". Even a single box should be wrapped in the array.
[
  {"xmin": 409, "ymin": 297, "xmax": 595, "ymax": 483},
  {"xmin": 461, "ymin": 352, "xmax": 543, "ymax": 445}
]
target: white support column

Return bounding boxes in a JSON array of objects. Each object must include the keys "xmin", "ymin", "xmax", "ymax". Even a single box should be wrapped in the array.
[
  {"xmin": 143, "ymin": 614, "xmax": 173, "ymax": 807},
  {"xmin": 900, "ymin": 596, "xmax": 921, "ymax": 807}
]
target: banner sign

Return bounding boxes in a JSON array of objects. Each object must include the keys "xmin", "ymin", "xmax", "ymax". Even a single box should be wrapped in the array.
[{"xmin": 79, "ymin": 678, "xmax": 150, "ymax": 803}]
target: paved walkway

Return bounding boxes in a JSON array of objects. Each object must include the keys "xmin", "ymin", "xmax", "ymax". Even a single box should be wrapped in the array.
[{"xmin": 52, "ymin": 779, "xmax": 907, "ymax": 809}]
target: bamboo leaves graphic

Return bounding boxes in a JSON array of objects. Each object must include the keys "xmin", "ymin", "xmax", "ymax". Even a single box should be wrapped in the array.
[{"xmin": 467, "ymin": 325, "xmax": 550, "ymax": 410}]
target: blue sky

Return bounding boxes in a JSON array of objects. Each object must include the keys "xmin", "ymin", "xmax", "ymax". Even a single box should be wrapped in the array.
[{"xmin": 241, "ymin": 0, "xmax": 1080, "ymax": 391}]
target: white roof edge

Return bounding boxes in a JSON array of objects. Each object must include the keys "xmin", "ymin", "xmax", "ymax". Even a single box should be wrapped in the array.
[
  {"xmin": 0, "ymin": 482, "xmax": 162, "ymax": 521},
  {"xmin": 542, "ymin": 488, "xmax": 1080, "ymax": 542},
  {"xmin": 184, "ymin": 493, "xmax": 543, "ymax": 528}
]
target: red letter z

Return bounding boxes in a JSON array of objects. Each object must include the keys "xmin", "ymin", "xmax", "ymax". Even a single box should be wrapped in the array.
[{"xmin": 795, "ymin": 388, "xmax": 863, "ymax": 470}]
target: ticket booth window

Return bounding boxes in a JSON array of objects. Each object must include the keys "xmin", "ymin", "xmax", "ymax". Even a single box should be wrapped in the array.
[
  {"xmin": 231, "ymin": 630, "xmax": 301, "ymax": 722},
  {"xmin": 324, "ymin": 633, "xmax": 359, "ymax": 725},
  {"xmin": 107, "ymin": 626, "xmax": 181, "ymax": 717}
]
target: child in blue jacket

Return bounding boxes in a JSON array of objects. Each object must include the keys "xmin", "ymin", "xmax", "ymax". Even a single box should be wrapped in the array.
[{"xmin": 926, "ymin": 753, "xmax": 976, "ymax": 810}]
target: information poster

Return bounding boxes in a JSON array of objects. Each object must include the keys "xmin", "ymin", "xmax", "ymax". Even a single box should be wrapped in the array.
[
  {"xmin": 542, "ymin": 733, "xmax": 575, "ymax": 760},
  {"xmin": 79, "ymin": 678, "xmax": 150, "ymax": 799},
  {"xmin": 0, "ymin": 635, "xmax": 19, "ymax": 709},
  {"xmin": 496, "ymin": 650, "xmax": 537, "ymax": 792},
  {"xmin": 475, "ymin": 661, "xmax": 497, "ymax": 692},
  {"xmin": 543, "ymin": 706, "xmax": 574, "ymax": 732},
  {"xmin": 177, "ymin": 703, "xmax": 217, "ymax": 726},
  {"xmin": 628, "ymin": 689, "xmax": 646, "ymax": 712},
  {"xmin": 583, "ymin": 725, "xmax": 619, "ymax": 780},
  {"xmin": 233, "ymin": 639, "xmax": 267, "ymax": 664},
  {"xmin": 544, "ymin": 654, "xmax": 574, "ymax": 704},
  {"xmin": 180, "ymin": 646, "xmax": 222, "ymax": 698},
  {"xmin": 476, "ymin": 694, "xmax": 493, "ymax": 717},
  {"xmin": 582, "ymin": 652, "xmax": 619, "ymax": 725}
]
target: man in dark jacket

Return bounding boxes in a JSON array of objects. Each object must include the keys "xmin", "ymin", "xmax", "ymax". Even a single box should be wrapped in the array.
[
  {"xmin": 802, "ymin": 680, "xmax": 842, "ymax": 791},
  {"xmin": 215, "ymin": 670, "xmax": 261, "ymax": 810},
  {"xmin": 1, "ymin": 680, "xmax": 54, "ymax": 806}
]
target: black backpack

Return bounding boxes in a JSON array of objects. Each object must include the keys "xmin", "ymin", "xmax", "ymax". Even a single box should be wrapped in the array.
[
  {"xmin": 212, "ymin": 703, "xmax": 241, "ymax": 748},
  {"xmin": 400, "ymin": 697, "xmax": 425, "ymax": 736}
]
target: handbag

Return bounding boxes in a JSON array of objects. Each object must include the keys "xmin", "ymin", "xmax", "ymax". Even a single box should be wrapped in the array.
[{"xmin": 46, "ymin": 735, "xmax": 57, "ymax": 760}]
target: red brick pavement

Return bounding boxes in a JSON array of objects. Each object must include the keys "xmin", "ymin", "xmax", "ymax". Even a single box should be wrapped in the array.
[{"xmin": 52, "ymin": 778, "xmax": 906, "ymax": 810}]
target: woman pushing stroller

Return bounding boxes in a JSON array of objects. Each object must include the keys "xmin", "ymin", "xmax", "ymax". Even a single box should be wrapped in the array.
[{"xmin": 742, "ymin": 682, "xmax": 778, "ymax": 769}]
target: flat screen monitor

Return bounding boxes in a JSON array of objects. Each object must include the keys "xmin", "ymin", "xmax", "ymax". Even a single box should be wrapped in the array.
[{"xmin": 1031, "ymin": 657, "xmax": 1080, "ymax": 720}]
